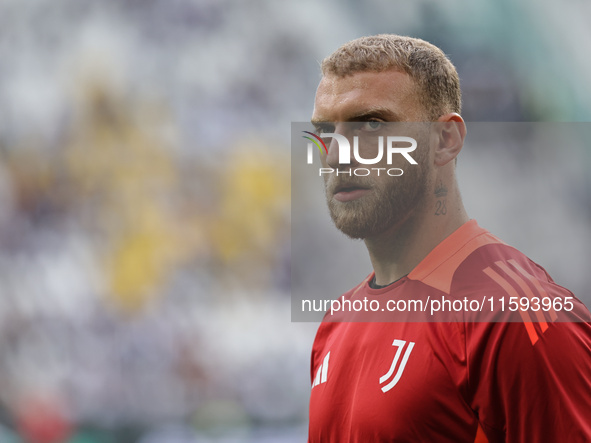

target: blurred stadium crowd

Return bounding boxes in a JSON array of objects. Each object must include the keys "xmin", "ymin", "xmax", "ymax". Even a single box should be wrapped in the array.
[
  {"xmin": 0, "ymin": 80, "xmax": 303, "ymax": 442},
  {"xmin": 0, "ymin": 2, "xmax": 307, "ymax": 441},
  {"xmin": 0, "ymin": 0, "xmax": 590, "ymax": 442}
]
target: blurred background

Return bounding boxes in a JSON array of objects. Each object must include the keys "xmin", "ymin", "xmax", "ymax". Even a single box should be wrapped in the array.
[{"xmin": 0, "ymin": 0, "xmax": 590, "ymax": 441}]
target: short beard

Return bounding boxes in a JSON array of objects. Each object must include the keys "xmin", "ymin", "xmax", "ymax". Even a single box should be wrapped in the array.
[{"xmin": 324, "ymin": 138, "xmax": 430, "ymax": 239}]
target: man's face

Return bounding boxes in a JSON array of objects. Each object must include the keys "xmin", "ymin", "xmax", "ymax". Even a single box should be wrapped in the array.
[{"xmin": 311, "ymin": 70, "xmax": 433, "ymax": 239}]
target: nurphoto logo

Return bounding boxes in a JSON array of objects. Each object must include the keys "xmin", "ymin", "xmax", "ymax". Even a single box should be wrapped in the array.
[{"xmin": 302, "ymin": 130, "xmax": 418, "ymax": 177}]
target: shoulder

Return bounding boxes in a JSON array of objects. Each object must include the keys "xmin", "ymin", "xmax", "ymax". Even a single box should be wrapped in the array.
[
  {"xmin": 408, "ymin": 219, "xmax": 507, "ymax": 296},
  {"xmin": 406, "ymin": 219, "xmax": 590, "ymax": 323},
  {"xmin": 453, "ymin": 237, "xmax": 591, "ymax": 321},
  {"xmin": 450, "ymin": 232, "xmax": 591, "ymax": 440},
  {"xmin": 452, "ymin": 240, "xmax": 549, "ymax": 298},
  {"xmin": 409, "ymin": 219, "xmax": 581, "ymax": 307}
]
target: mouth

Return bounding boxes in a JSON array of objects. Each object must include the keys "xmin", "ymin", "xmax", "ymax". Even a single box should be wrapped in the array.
[{"xmin": 332, "ymin": 185, "xmax": 371, "ymax": 202}]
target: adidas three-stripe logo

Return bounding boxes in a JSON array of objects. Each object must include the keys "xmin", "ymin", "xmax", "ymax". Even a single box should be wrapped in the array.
[{"xmin": 312, "ymin": 351, "xmax": 330, "ymax": 388}]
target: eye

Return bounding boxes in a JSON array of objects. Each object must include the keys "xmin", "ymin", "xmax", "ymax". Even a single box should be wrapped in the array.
[
  {"xmin": 313, "ymin": 123, "xmax": 334, "ymax": 135},
  {"xmin": 360, "ymin": 121, "xmax": 383, "ymax": 132}
]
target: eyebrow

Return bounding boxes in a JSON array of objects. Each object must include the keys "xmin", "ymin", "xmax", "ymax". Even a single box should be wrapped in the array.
[{"xmin": 311, "ymin": 107, "xmax": 404, "ymax": 124}]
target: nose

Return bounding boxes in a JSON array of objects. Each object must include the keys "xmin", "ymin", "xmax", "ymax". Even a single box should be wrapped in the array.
[
  {"xmin": 324, "ymin": 125, "xmax": 357, "ymax": 170},
  {"xmin": 325, "ymin": 136, "xmax": 340, "ymax": 169}
]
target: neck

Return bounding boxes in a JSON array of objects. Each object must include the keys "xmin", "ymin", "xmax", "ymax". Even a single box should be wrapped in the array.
[{"xmin": 365, "ymin": 178, "xmax": 469, "ymax": 286}]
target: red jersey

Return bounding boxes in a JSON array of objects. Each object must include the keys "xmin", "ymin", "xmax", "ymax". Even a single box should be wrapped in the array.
[{"xmin": 308, "ymin": 220, "xmax": 591, "ymax": 442}]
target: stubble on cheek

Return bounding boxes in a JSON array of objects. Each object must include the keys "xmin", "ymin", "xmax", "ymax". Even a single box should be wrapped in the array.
[
  {"xmin": 323, "ymin": 164, "xmax": 429, "ymax": 240},
  {"xmin": 324, "ymin": 177, "xmax": 400, "ymax": 240},
  {"xmin": 322, "ymin": 127, "xmax": 432, "ymax": 239}
]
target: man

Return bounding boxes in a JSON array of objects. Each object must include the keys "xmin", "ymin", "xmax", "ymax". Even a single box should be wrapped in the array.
[{"xmin": 307, "ymin": 34, "xmax": 591, "ymax": 442}]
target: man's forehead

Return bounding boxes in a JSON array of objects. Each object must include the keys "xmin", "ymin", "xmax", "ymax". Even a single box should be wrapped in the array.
[{"xmin": 312, "ymin": 70, "xmax": 421, "ymax": 122}]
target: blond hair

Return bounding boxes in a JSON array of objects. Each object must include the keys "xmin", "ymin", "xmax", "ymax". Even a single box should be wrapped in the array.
[{"xmin": 321, "ymin": 34, "xmax": 461, "ymax": 120}]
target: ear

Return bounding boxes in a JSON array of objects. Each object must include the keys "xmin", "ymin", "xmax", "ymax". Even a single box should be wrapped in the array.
[{"xmin": 433, "ymin": 113, "xmax": 466, "ymax": 166}]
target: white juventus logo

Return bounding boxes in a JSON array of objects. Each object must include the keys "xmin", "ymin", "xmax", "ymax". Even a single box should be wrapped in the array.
[
  {"xmin": 312, "ymin": 351, "xmax": 330, "ymax": 388},
  {"xmin": 379, "ymin": 340, "xmax": 415, "ymax": 393}
]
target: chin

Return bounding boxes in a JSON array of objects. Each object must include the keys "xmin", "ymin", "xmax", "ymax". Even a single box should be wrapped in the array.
[
  {"xmin": 330, "ymin": 204, "xmax": 411, "ymax": 240},
  {"xmin": 330, "ymin": 212, "xmax": 382, "ymax": 240},
  {"xmin": 336, "ymin": 226, "xmax": 368, "ymax": 240}
]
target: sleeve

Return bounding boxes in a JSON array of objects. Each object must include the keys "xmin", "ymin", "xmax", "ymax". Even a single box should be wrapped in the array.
[{"xmin": 465, "ymin": 307, "xmax": 591, "ymax": 443}]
